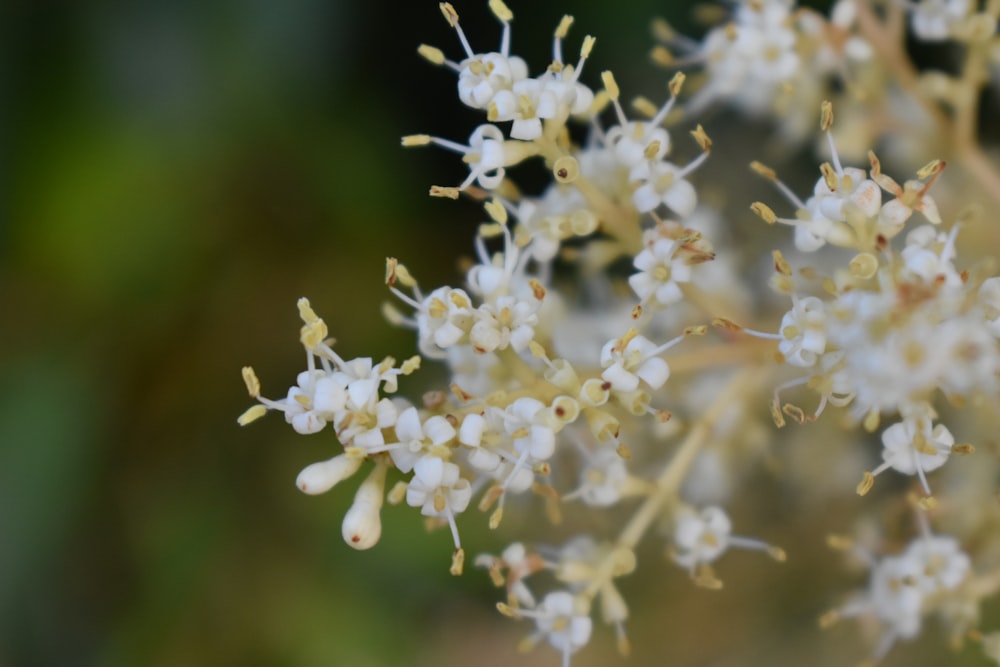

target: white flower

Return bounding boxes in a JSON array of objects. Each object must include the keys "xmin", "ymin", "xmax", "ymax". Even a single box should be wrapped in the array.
[
  {"xmin": 600, "ymin": 333, "xmax": 678, "ymax": 392},
  {"xmin": 407, "ymin": 456, "xmax": 472, "ymax": 515},
  {"xmin": 606, "ymin": 121, "xmax": 671, "ymax": 170},
  {"xmin": 910, "ymin": 0, "xmax": 970, "ymax": 41},
  {"xmin": 565, "ymin": 445, "xmax": 629, "ymax": 507},
  {"xmin": 469, "ymin": 295, "xmax": 540, "ymax": 353},
  {"xmin": 279, "ymin": 370, "xmax": 346, "ymax": 435},
  {"xmin": 778, "ymin": 296, "xmax": 827, "ymax": 367},
  {"xmin": 904, "ymin": 535, "xmax": 970, "ymax": 593},
  {"xmin": 416, "ymin": 286, "xmax": 474, "ymax": 358},
  {"xmin": 531, "ymin": 592, "xmax": 593, "ymax": 663},
  {"xmin": 515, "ymin": 186, "xmax": 597, "ymax": 262},
  {"xmin": 901, "ymin": 225, "xmax": 961, "ymax": 286},
  {"xmin": 503, "ymin": 397, "xmax": 556, "ymax": 461},
  {"xmin": 837, "ymin": 533, "xmax": 971, "ymax": 661},
  {"xmin": 672, "ymin": 506, "xmax": 732, "ymax": 571},
  {"xmin": 406, "ymin": 455, "xmax": 472, "ymax": 550},
  {"xmin": 869, "ymin": 553, "xmax": 925, "ymax": 640},
  {"xmin": 628, "ymin": 237, "xmax": 693, "ymax": 306},
  {"xmin": 475, "ymin": 542, "xmax": 541, "ymax": 607},
  {"xmin": 692, "ymin": 0, "xmax": 800, "ymax": 113},
  {"xmin": 630, "ymin": 160, "xmax": 698, "ymax": 217},
  {"xmin": 813, "ymin": 167, "xmax": 882, "ymax": 221},
  {"xmin": 389, "ymin": 406, "xmax": 457, "ymax": 473},
  {"xmin": 458, "ymin": 52, "xmax": 528, "ymax": 109},
  {"xmin": 871, "ymin": 416, "xmax": 954, "ymax": 493}
]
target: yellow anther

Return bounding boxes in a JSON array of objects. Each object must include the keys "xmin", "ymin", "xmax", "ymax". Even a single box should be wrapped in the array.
[
  {"xmin": 669, "ymin": 71, "xmax": 686, "ymax": 97},
  {"xmin": 751, "ymin": 202, "xmax": 777, "ymax": 224},
  {"xmin": 818, "ymin": 610, "xmax": 840, "ymax": 629},
  {"xmin": 401, "ymin": 355, "xmax": 422, "ymax": 375},
  {"xmin": 820, "ymin": 100, "xmax": 833, "ymax": 131},
  {"xmin": 772, "ymin": 249, "xmax": 792, "ymax": 275},
  {"xmin": 237, "ymin": 404, "xmax": 267, "ymax": 426},
  {"xmin": 863, "ymin": 408, "xmax": 880, "ymax": 432},
  {"xmin": 241, "ymin": 366, "xmax": 261, "ymax": 398},
  {"xmin": 488, "ymin": 0, "xmax": 513, "ymax": 22},
  {"xmin": 856, "ymin": 471, "xmax": 875, "ymax": 496},
  {"xmin": 820, "ymin": 162, "xmax": 837, "ymax": 191},
  {"xmin": 496, "ymin": 601, "xmax": 516, "ymax": 617},
  {"xmin": 401, "ymin": 133, "xmax": 432, "ymax": 147},
  {"xmin": 652, "ymin": 17, "xmax": 675, "ymax": 41},
  {"xmin": 601, "ymin": 71, "xmax": 620, "ymax": 100},
  {"xmin": 439, "ymin": 2, "xmax": 459, "ymax": 27},
  {"xmin": 297, "ymin": 297, "xmax": 319, "ymax": 324},
  {"xmin": 387, "ymin": 481, "xmax": 407, "ymax": 506},
  {"xmin": 826, "ymin": 534, "xmax": 853, "ymax": 551},
  {"xmin": 750, "ymin": 160, "xmax": 777, "ymax": 180},
  {"xmin": 650, "ymin": 45, "xmax": 674, "ymax": 67},
  {"xmin": 782, "ymin": 403, "xmax": 806, "ymax": 424},
  {"xmin": 300, "ymin": 320, "xmax": 328, "ymax": 351},
  {"xmin": 430, "ymin": 185, "xmax": 461, "ymax": 199},
  {"xmin": 690, "ymin": 124, "xmax": 711, "ymax": 152},
  {"xmin": 712, "ymin": 317, "xmax": 743, "ymax": 331},
  {"xmin": 450, "ymin": 548, "xmax": 465, "ymax": 576},
  {"xmin": 917, "ymin": 159, "xmax": 945, "ymax": 179},
  {"xmin": 484, "ymin": 198, "xmax": 508, "ymax": 224},
  {"xmin": 581, "ymin": 35, "xmax": 596, "ymax": 58},
  {"xmin": 555, "ymin": 15, "xmax": 574, "ymax": 39},
  {"xmin": 631, "ymin": 95, "xmax": 658, "ymax": 118},
  {"xmin": 417, "ymin": 44, "xmax": 445, "ymax": 66},
  {"xmin": 770, "ymin": 399, "xmax": 786, "ymax": 428}
]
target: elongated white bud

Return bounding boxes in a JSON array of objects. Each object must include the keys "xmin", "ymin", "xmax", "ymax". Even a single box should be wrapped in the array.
[
  {"xmin": 296, "ymin": 453, "xmax": 363, "ymax": 495},
  {"xmin": 342, "ymin": 463, "xmax": 388, "ymax": 550}
]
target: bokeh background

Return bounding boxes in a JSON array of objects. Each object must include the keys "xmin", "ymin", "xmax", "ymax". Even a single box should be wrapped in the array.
[{"xmin": 3, "ymin": 1, "xmax": 997, "ymax": 666}]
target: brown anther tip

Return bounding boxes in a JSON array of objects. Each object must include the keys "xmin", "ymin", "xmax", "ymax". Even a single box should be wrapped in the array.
[
  {"xmin": 385, "ymin": 257, "xmax": 398, "ymax": 286},
  {"xmin": 712, "ymin": 317, "xmax": 743, "ymax": 331}
]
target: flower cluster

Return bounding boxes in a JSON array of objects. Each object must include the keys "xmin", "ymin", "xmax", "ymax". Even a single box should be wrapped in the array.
[{"xmin": 240, "ymin": 1, "xmax": 1000, "ymax": 664}]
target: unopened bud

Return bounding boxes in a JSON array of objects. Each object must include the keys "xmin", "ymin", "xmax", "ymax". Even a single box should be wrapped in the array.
[{"xmin": 296, "ymin": 453, "xmax": 364, "ymax": 495}]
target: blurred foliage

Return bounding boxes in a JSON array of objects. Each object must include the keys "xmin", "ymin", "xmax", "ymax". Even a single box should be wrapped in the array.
[{"xmin": 2, "ymin": 1, "xmax": 994, "ymax": 667}]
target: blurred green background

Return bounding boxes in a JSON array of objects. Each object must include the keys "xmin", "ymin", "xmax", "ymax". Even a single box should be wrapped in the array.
[{"xmin": 3, "ymin": 1, "xmax": 994, "ymax": 666}]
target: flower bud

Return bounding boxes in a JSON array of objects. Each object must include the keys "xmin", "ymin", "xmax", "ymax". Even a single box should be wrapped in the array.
[
  {"xmin": 342, "ymin": 501, "xmax": 382, "ymax": 550},
  {"xmin": 342, "ymin": 463, "xmax": 388, "ymax": 550},
  {"xmin": 296, "ymin": 453, "xmax": 363, "ymax": 495}
]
